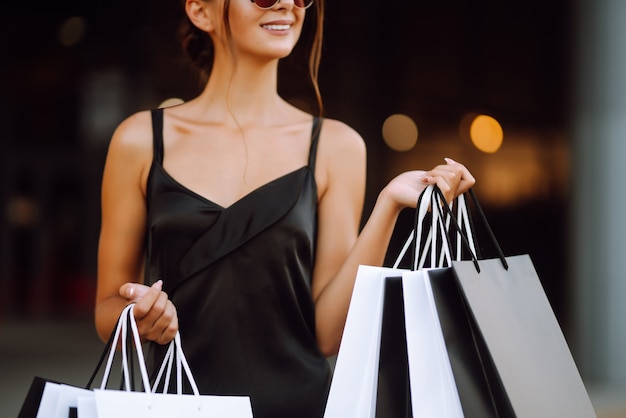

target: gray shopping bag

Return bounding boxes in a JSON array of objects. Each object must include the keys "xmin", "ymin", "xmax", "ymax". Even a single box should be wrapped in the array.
[
  {"xmin": 451, "ymin": 255, "xmax": 596, "ymax": 417},
  {"xmin": 421, "ymin": 184, "xmax": 597, "ymax": 417}
]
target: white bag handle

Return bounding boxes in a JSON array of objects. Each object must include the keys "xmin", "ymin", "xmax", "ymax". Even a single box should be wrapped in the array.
[
  {"xmin": 151, "ymin": 332, "xmax": 202, "ymax": 397},
  {"xmin": 428, "ymin": 187, "xmax": 452, "ymax": 269},
  {"xmin": 456, "ymin": 192, "xmax": 477, "ymax": 260},
  {"xmin": 99, "ymin": 304, "xmax": 202, "ymax": 408},
  {"xmin": 393, "ymin": 185, "xmax": 434, "ymax": 269},
  {"xmin": 393, "ymin": 185, "xmax": 476, "ymax": 270}
]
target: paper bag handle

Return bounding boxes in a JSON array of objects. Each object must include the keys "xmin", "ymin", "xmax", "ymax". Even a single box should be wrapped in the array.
[
  {"xmin": 85, "ymin": 304, "xmax": 202, "ymax": 403},
  {"xmin": 392, "ymin": 185, "xmax": 478, "ymax": 270},
  {"xmin": 392, "ymin": 185, "xmax": 441, "ymax": 269},
  {"xmin": 432, "ymin": 186, "xmax": 509, "ymax": 272}
]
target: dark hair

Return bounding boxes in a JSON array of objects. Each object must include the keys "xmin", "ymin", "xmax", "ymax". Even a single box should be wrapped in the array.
[{"xmin": 178, "ymin": 0, "xmax": 325, "ymax": 114}]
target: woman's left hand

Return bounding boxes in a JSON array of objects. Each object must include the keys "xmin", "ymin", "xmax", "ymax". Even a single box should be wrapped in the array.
[
  {"xmin": 381, "ymin": 158, "xmax": 475, "ymax": 210},
  {"xmin": 421, "ymin": 157, "xmax": 475, "ymax": 202}
]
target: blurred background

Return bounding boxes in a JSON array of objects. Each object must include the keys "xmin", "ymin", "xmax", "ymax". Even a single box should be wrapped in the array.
[{"xmin": 1, "ymin": 0, "xmax": 626, "ymax": 416}]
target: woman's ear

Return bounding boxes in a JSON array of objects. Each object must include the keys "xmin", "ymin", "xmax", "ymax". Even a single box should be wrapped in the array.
[{"xmin": 185, "ymin": 0, "xmax": 216, "ymax": 33}]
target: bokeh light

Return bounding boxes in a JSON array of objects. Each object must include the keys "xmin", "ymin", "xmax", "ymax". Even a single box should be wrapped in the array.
[
  {"xmin": 382, "ymin": 114, "xmax": 418, "ymax": 152},
  {"xmin": 468, "ymin": 114, "xmax": 504, "ymax": 153},
  {"xmin": 58, "ymin": 17, "xmax": 87, "ymax": 47}
]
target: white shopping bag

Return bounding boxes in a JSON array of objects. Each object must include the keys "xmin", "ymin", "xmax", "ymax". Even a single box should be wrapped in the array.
[
  {"xmin": 90, "ymin": 390, "xmax": 253, "ymax": 418},
  {"xmin": 52, "ymin": 384, "xmax": 93, "ymax": 418},
  {"xmin": 34, "ymin": 382, "xmax": 61, "ymax": 418},
  {"xmin": 324, "ymin": 185, "xmax": 476, "ymax": 418},
  {"xmin": 325, "ymin": 265, "xmax": 465, "ymax": 418},
  {"xmin": 29, "ymin": 380, "xmax": 92, "ymax": 418},
  {"xmin": 323, "ymin": 264, "xmax": 404, "ymax": 418},
  {"xmin": 402, "ymin": 268, "xmax": 464, "ymax": 418},
  {"xmin": 77, "ymin": 396, "xmax": 97, "ymax": 418},
  {"xmin": 76, "ymin": 304, "xmax": 253, "ymax": 418}
]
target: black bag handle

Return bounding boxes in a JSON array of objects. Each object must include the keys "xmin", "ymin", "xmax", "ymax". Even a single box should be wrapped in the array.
[
  {"xmin": 409, "ymin": 186, "xmax": 480, "ymax": 271},
  {"xmin": 85, "ymin": 319, "xmax": 116, "ymax": 389},
  {"xmin": 466, "ymin": 188, "xmax": 508, "ymax": 269},
  {"xmin": 431, "ymin": 186, "xmax": 509, "ymax": 272},
  {"xmin": 407, "ymin": 186, "xmax": 470, "ymax": 270}
]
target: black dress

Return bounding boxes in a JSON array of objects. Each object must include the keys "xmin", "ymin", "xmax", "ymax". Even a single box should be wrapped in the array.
[{"xmin": 143, "ymin": 108, "xmax": 332, "ymax": 418}]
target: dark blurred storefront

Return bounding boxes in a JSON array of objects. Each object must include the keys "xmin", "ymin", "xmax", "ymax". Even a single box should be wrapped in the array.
[{"xmin": 1, "ymin": 0, "xmax": 573, "ymax": 323}]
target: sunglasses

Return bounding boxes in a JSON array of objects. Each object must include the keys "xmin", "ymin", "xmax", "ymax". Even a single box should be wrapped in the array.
[{"xmin": 251, "ymin": 0, "xmax": 314, "ymax": 10}]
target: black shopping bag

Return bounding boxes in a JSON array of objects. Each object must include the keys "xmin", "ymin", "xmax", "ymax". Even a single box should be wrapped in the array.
[
  {"xmin": 376, "ymin": 269, "xmax": 508, "ymax": 418},
  {"xmin": 375, "ymin": 275, "xmax": 411, "ymax": 418},
  {"xmin": 375, "ymin": 269, "xmax": 515, "ymax": 418},
  {"xmin": 17, "ymin": 308, "xmax": 135, "ymax": 418},
  {"xmin": 426, "ymin": 267, "xmax": 514, "ymax": 417},
  {"xmin": 17, "ymin": 375, "xmax": 93, "ymax": 418},
  {"xmin": 17, "ymin": 376, "xmax": 60, "ymax": 418}
]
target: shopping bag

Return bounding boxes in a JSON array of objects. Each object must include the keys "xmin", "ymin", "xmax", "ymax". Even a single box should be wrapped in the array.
[
  {"xmin": 423, "ymin": 267, "xmax": 513, "ymax": 417},
  {"xmin": 18, "ymin": 303, "xmax": 146, "ymax": 418},
  {"xmin": 374, "ymin": 274, "xmax": 412, "ymax": 418},
  {"xmin": 436, "ymin": 187, "xmax": 597, "ymax": 417},
  {"xmin": 18, "ymin": 302, "xmax": 135, "ymax": 418},
  {"xmin": 451, "ymin": 255, "xmax": 596, "ymax": 417},
  {"xmin": 323, "ymin": 264, "xmax": 401, "ymax": 418},
  {"xmin": 325, "ymin": 186, "xmax": 471, "ymax": 418},
  {"xmin": 399, "ymin": 188, "xmax": 508, "ymax": 416},
  {"xmin": 18, "ymin": 356, "xmax": 109, "ymax": 417},
  {"xmin": 18, "ymin": 376, "xmax": 57, "ymax": 418},
  {"xmin": 383, "ymin": 268, "xmax": 469, "ymax": 418},
  {"xmin": 17, "ymin": 376, "xmax": 86, "ymax": 418},
  {"xmin": 19, "ymin": 303, "xmax": 253, "ymax": 418},
  {"xmin": 76, "ymin": 303, "xmax": 254, "ymax": 418},
  {"xmin": 390, "ymin": 185, "xmax": 491, "ymax": 418}
]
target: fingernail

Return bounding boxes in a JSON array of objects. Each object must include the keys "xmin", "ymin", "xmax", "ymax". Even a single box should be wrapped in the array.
[
  {"xmin": 445, "ymin": 157, "xmax": 456, "ymax": 164},
  {"xmin": 126, "ymin": 285, "xmax": 135, "ymax": 298},
  {"xmin": 153, "ymin": 279, "xmax": 163, "ymax": 290}
]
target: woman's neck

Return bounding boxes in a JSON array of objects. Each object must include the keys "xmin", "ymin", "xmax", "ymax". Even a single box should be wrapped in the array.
[{"xmin": 195, "ymin": 57, "xmax": 287, "ymax": 126}]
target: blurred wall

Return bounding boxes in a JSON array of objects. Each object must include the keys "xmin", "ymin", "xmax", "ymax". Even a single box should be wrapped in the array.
[{"xmin": 572, "ymin": 0, "xmax": 626, "ymax": 386}]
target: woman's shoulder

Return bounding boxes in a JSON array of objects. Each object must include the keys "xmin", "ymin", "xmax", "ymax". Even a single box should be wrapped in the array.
[
  {"xmin": 315, "ymin": 117, "xmax": 366, "ymax": 193},
  {"xmin": 319, "ymin": 117, "xmax": 366, "ymax": 156},
  {"xmin": 104, "ymin": 110, "xmax": 156, "ymax": 176},
  {"xmin": 109, "ymin": 110, "xmax": 154, "ymax": 151},
  {"xmin": 103, "ymin": 109, "xmax": 161, "ymax": 170}
]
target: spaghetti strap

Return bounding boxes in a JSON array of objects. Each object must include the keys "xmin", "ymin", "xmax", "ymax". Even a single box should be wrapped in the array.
[
  {"xmin": 308, "ymin": 117, "xmax": 322, "ymax": 170},
  {"xmin": 151, "ymin": 108, "xmax": 164, "ymax": 165}
]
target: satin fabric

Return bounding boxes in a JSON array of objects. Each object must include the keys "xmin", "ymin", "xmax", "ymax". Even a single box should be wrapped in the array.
[{"xmin": 142, "ymin": 109, "xmax": 331, "ymax": 418}]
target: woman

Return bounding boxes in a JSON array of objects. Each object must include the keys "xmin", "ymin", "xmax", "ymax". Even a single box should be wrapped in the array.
[{"xmin": 95, "ymin": 0, "xmax": 475, "ymax": 416}]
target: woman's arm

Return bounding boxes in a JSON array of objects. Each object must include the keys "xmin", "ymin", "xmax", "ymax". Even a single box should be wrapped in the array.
[
  {"xmin": 95, "ymin": 111, "xmax": 178, "ymax": 344},
  {"xmin": 311, "ymin": 120, "xmax": 474, "ymax": 356}
]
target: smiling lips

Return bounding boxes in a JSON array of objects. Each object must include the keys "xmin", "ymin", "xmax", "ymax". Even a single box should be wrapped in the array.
[
  {"xmin": 261, "ymin": 19, "xmax": 293, "ymax": 32},
  {"xmin": 262, "ymin": 24, "xmax": 291, "ymax": 30}
]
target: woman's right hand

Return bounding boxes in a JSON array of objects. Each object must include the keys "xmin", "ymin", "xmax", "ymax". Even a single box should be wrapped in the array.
[{"xmin": 119, "ymin": 280, "xmax": 179, "ymax": 344}]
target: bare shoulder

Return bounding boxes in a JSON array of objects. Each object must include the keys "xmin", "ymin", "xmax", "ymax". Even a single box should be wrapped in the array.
[
  {"xmin": 318, "ymin": 118, "xmax": 366, "ymax": 158},
  {"xmin": 316, "ymin": 118, "xmax": 367, "ymax": 195},
  {"xmin": 108, "ymin": 110, "xmax": 153, "ymax": 154},
  {"xmin": 103, "ymin": 110, "xmax": 155, "ymax": 186}
]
